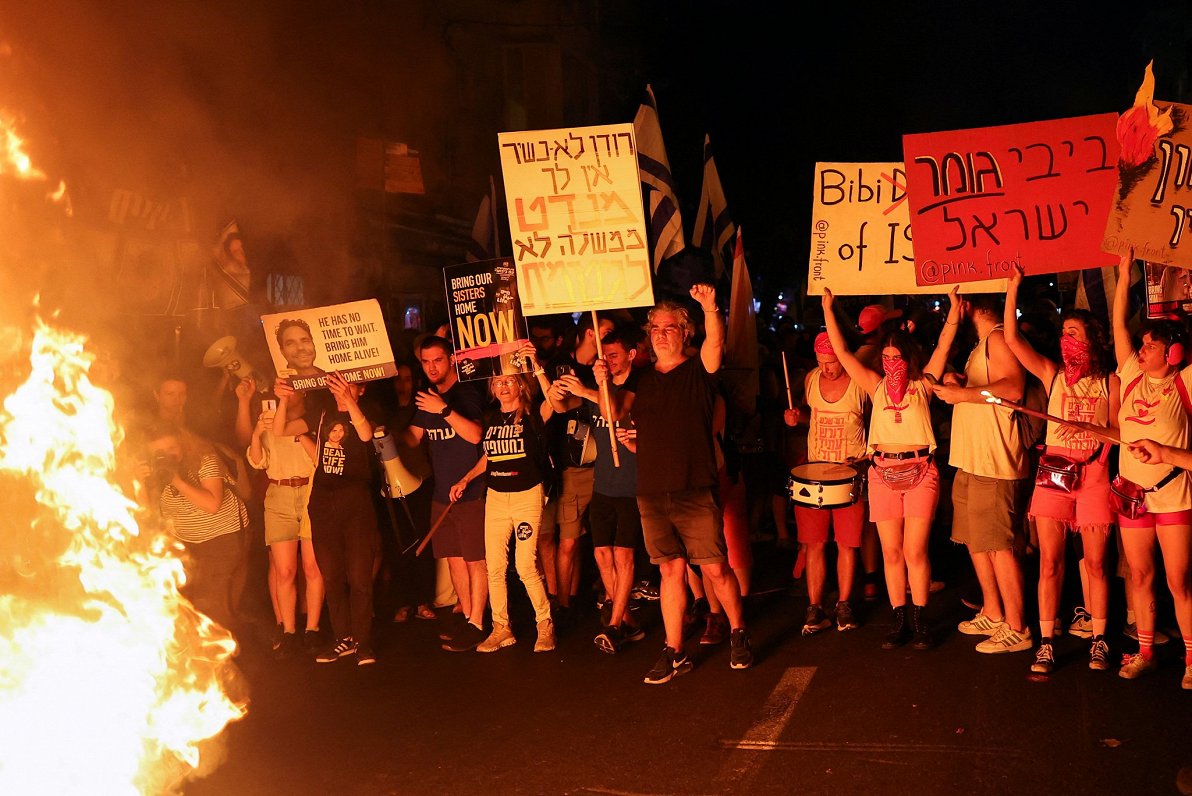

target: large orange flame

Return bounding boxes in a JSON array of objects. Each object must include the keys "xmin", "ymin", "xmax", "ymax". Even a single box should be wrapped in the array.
[
  {"xmin": 0, "ymin": 320, "xmax": 246, "ymax": 794},
  {"xmin": 0, "ymin": 83, "xmax": 244, "ymax": 792}
]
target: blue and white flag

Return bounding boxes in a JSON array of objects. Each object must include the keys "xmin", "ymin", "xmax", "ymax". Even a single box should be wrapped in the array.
[
  {"xmin": 633, "ymin": 85, "xmax": 685, "ymax": 271},
  {"xmin": 693, "ymin": 134, "xmax": 736, "ymax": 278}
]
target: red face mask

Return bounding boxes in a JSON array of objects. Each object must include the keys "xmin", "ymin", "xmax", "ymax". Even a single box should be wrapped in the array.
[
  {"xmin": 884, "ymin": 358, "xmax": 909, "ymax": 403},
  {"xmin": 1060, "ymin": 335, "xmax": 1091, "ymax": 387}
]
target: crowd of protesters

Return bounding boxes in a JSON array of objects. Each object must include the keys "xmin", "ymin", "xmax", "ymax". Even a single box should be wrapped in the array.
[{"xmin": 115, "ymin": 252, "xmax": 1192, "ymax": 689}]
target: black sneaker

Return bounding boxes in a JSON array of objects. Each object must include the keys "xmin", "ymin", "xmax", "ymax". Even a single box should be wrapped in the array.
[
  {"xmin": 441, "ymin": 621, "xmax": 486, "ymax": 652},
  {"xmin": 316, "ymin": 637, "xmax": 356, "ymax": 663},
  {"xmin": 438, "ymin": 612, "xmax": 466, "ymax": 641},
  {"xmin": 355, "ymin": 644, "xmax": 377, "ymax": 666},
  {"xmin": 835, "ymin": 601, "xmax": 858, "ymax": 632},
  {"xmin": 274, "ymin": 631, "xmax": 300, "ymax": 660},
  {"xmin": 643, "ymin": 645, "xmax": 692, "ymax": 685},
  {"xmin": 303, "ymin": 628, "xmax": 322, "ymax": 652},
  {"xmin": 802, "ymin": 604, "xmax": 830, "ymax": 636},
  {"xmin": 622, "ymin": 619, "xmax": 646, "ymax": 644},
  {"xmin": 594, "ymin": 624, "xmax": 624, "ymax": 655},
  {"xmin": 270, "ymin": 622, "xmax": 284, "ymax": 651},
  {"xmin": 729, "ymin": 628, "xmax": 754, "ymax": 670},
  {"xmin": 598, "ymin": 600, "xmax": 613, "ymax": 627},
  {"xmin": 631, "ymin": 581, "xmax": 660, "ymax": 601},
  {"xmin": 1030, "ymin": 643, "xmax": 1055, "ymax": 674}
]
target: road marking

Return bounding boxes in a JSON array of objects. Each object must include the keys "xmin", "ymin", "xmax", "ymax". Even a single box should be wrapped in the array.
[
  {"xmin": 712, "ymin": 666, "xmax": 816, "ymax": 790},
  {"xmin": 716, "ymin": 740, "xmax": 1027, "ymax": 757}
]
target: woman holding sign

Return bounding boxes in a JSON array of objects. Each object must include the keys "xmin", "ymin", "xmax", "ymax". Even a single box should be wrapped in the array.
[
  {"xmin": 1004, "ymin": 265, "xmax": 1118, "ymax": 675},
  {"xmin": 821, "ymin": 286, "xmax": 961, "ymax": 650},
  {"xmin": 449, "ymin": 345, "xmax": 558, "ymax": 654}
]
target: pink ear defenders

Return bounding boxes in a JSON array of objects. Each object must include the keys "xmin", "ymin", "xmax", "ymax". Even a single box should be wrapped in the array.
[{"xmin": 1168, "ymin": 342, "xmax": 1186, "ymax": 367}]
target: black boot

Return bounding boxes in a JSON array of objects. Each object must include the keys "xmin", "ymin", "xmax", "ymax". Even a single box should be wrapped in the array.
[
  {"xmin": 882, "ymin": 605, "xmax": 911, "ymax": 649},
  {"xmin": 911, "ymin": 604, "xmax": 932, "ymax": 650}
]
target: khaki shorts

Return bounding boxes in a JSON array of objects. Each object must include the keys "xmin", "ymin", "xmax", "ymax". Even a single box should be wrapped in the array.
[
  {"xmin": 950, "ymin": 471, "xmax": 1026, "ymax": 553},
  {"xmin": 546, "ymin": 466, "xmax": 594, "ymax": 542},
  {"xmin": 263, "ymin": 482, "xmax": 312, "ymax": 545},
  {"xmin": 637, "ymin": 488, "xmax": 726, "ymax": 565}
]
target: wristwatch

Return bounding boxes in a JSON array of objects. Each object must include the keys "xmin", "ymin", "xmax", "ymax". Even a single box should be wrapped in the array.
[{"xmin": 439, "ymin": 405, "xmax": 452, "ymax": 418}]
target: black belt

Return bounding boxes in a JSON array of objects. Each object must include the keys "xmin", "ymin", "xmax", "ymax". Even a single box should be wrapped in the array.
[
  {"xmin": 874, "ymin": 448, "xmax": 930, "ymax": 461},
  {"xmin": 268, "ymin": 476, "xmax": 310, "ymax": 487}
]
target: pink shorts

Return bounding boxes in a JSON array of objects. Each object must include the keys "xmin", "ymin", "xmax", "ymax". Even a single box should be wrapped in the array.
[
  {"xmin": 1028, "ymin": 451, "xmax": 1113, "ymax": 527},
  {"xmin": 867, "ymin": 459, "xmax": 940, "ymax": 523},
  {"xmin": 1118, "ymin": 509, "xmax": 1192, "ymax": 529},
  {"xmin": 793, "ymin": 501, "xmax": 865, "ymax": 547}
]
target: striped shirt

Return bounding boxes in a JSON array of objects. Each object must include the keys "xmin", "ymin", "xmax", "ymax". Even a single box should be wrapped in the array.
[{"xmin": 160, "ymin": 455, "xmax": 246, "ymax": 543}]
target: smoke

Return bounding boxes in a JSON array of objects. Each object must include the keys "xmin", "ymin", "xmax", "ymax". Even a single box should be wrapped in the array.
[{"xmin": 0, "ymin": 2, "xmax": 410, "ymax": 374}]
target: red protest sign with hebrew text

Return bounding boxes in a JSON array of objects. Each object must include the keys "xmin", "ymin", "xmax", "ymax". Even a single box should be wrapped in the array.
[{"xmin": 903, "ymin": 113, "xmax": 1120, "ymax": 286}]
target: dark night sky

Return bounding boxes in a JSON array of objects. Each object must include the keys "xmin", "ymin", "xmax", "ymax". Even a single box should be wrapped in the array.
[
  {"xmin": 635, "ymin": 0, "xmax": 1191, "ymax": 300},
  {"xmin": 0, "ymin": 1, "xmax": 1189, "ymax": 327}
]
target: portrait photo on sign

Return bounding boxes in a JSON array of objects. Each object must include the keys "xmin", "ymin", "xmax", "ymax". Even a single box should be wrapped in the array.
[{"xmin": 260, "ymin": 298, "xmax": 398, "ymax": 391}]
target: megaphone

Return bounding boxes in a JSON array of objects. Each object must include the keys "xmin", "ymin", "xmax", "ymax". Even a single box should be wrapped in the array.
[{"xmin": 203, "ymin": 335, "xmax": 268, "ymax": 388}]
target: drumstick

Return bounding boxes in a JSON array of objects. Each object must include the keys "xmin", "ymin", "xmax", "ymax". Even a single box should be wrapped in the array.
[
  {"xmin": 782, "ymin": 351, "xmax": 794, "ymax": 411},
  {"xmin": 415, "ymin": 500, "xmax": 456, "ymax": 557},
  {"xmin": 980, "ymin": 391, "xmax": 1120, "ymax": 444}
]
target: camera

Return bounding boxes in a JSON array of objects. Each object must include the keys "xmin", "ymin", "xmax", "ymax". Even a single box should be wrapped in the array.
[{"xmin": 152, "ymin": 451, "xmax": 177, "ymax": 483}]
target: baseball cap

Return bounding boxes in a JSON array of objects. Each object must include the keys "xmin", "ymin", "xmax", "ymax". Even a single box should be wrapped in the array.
[{"xmin": 858, "ymin": 304, "xmax": 902, "ymax": 335}]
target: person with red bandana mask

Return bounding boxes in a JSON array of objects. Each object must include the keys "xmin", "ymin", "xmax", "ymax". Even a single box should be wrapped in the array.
[
  {"xmin": 822, "ymin": 286, "xmax": 961, "ymax": 650},
  {"xmin": 1111, "ymin": 253, "xmax": 1192, "ymax": 689},
  {"xmin": 1005, "ymin": 265, "xmax": 1120, "ymax": 674},
  {"xmin": 781, "ymin": 331, "xmax": 869, "ymax": 636}
]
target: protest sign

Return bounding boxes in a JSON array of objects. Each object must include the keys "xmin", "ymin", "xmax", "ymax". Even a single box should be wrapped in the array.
[
  {"xmin": 807, "ymin": 162, "xmax": 1005, "ymax": 295},
  {"xmin": 1102, "ymin": 100, "xmax": 1192, "ymax": 267},
  {"xmin": 1144, "ymin": 261, "xmax": 1192, "ymax": 318},
  {"xmin": 444, "ymin": 258, "xmax": 531, "ymax": 381},
  {"xmin": 903, "ymin": 113, "xmax": 1119, "ymax": 286},
  {"xmin": 261, "ymin": 299, "xmax": 396, "ymax": 391},
  {"xmin": 498, "ymin": 123, "xmax": 654, "ymax": 315}
]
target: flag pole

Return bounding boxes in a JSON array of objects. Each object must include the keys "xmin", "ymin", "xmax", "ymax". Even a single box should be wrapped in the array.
[{"xmin": 592, "ymin": 310, "xmax": 621, "ymax": 468}]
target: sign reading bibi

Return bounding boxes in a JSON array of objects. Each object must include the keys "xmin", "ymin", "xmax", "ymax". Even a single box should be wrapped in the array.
[{"xmin": 260, "ymin": 298, "xmax": 397, "ymax": 391}]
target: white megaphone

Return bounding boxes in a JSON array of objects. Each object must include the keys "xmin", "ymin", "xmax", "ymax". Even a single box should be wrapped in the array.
[{"xmin": 203, "ymin": 335, "xmax": 268, "ymax": 389}]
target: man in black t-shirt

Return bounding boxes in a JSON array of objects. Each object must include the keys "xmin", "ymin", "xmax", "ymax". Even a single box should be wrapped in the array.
[
  {"xmin": 404, "ymin": 336, "xmax": 488, "ymax": 651},
  {"xmin": 597, "ymin": 286, "xmax": 753, "ymax": 683}
]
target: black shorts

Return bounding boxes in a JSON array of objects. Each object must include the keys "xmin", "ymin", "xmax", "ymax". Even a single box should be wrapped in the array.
[{"xmin": 589, "ymin": 492, "xmax": 642, "ymax": 549}]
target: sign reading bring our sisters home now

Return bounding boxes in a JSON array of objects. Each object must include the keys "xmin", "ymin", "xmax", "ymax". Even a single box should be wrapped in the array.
[
  {"xmin": 903, "ymin": 113, "xmax": 1120, "ymax": 286},
  {"xmin": 498, "ymin": 123, "xmax": 655, "ymax": 315},
  {"xmin": 261, "ymin": 299, "xmax": 397, "ymax": 392},
  {"xmin": 807, "ymin": 162, "xmax": 1005, "ymax": 295},
  {"xmin": 444, "ymin": 258, "xmax": 531, "ymax": 382}
]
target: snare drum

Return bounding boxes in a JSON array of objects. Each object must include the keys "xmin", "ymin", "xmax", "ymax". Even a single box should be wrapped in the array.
[{"xmin": 787, "ymin": 462, "xmax": 862, "ymax": 509}]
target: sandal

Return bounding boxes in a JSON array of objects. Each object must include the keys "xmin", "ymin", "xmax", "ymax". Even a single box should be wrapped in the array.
[
  {"xmin": 415, "ymin": 604, "xmax": 436, "ymax": 620},
  {"xmin": 393, "ymin": 606, "xmax": 413, "ymax": 623}
]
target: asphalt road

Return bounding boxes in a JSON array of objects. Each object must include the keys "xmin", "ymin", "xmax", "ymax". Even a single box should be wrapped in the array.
[{"xmin": 183, "ymin": 540, "xmax": 1192, "ymax": 796}]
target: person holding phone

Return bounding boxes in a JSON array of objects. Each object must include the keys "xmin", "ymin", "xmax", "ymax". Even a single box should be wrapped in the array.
[{"xmin": 245, "ymin": 389, "xmax": 324, "ymax": 659}]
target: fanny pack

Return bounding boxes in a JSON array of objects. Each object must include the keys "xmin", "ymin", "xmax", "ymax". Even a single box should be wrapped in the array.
[
  {"xmin": 1034, "ymin": 445, "xmax": 1103, "ymax": 494},
  {"xmin": 875, "ymin": 456, "xmax": 931, "ymax": 493},
  {"xmin": 1110, "ymin": 468, "xmax": 1180, "ymax": 520}
]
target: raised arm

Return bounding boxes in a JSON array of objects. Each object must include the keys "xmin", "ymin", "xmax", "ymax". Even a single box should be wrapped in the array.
[
  {"xmin": 822, "ymin": 289, "xmax": 881, "ymax": 395},
  {"xmin": 934, "ymin": 329, "xmax": 1024, "ymax": 404},
  {"xmin": 925, "ymin": 286, "xmax": 965, "ymax": 381},
  {"xmin": 1001, "ymin": 267, "xmax": 1057, "ymax": 385},
  {"xmin": 1113, "ymin": 252, "xmax": 1135, "ymax": 368},
  {"xmin": 692, "ymin": 283, "xmax": 724, "ymax": 373}
]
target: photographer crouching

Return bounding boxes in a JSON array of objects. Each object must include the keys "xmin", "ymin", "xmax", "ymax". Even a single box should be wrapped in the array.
[{"xmin": 136, "ymin": 421, "xmax": 249, "ymax": 632}]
